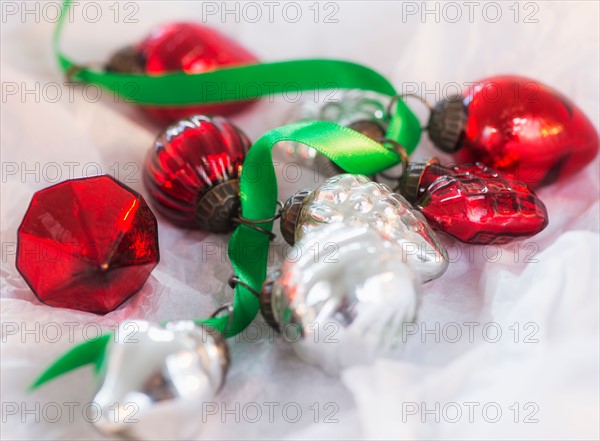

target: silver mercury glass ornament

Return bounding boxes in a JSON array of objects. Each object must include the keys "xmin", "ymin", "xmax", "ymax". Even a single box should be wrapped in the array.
[
  {"xmin": 279, "ymin": 174, "xmax": 449, "ymax": 282},
  {"xmin": 92, "ymin": 320, "xmax": 229, "ymax": 440},
  {"xmin": 260, "ymin": 222, "xmax": 420, "ymax": 374},
  {"xmin": 279, "ymin": 90, "xmax": 389, "ymax": 172}
]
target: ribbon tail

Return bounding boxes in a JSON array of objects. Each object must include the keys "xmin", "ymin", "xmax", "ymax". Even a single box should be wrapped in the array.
[{"xmin": 29, "ymin": 333, "xmax": 112, "ymax": 391}]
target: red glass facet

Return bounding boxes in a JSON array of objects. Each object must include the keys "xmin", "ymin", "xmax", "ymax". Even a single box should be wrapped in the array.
[
  {"xmin": 136, "ymin": 22, "xmax": 259, "ymax": 125},
  {"xmin": 143, "ymin": 114, "xmax": 250, "ymax": 228},
  {"xmin": 454, "ymin": 75, "xmax": 599, "ymax": 187},
  {"xmin": 16, "ymin": 176, "xmax": 160, "ymax": 314},
  {"xmin": 416, "ymin": 163, "xmax": 549, "ymax": 245}
]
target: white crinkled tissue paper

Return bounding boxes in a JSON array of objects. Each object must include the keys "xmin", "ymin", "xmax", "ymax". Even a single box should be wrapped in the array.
[{"xmin": 1, "ymin": 1, "xmax": 598, "ymax": 440}]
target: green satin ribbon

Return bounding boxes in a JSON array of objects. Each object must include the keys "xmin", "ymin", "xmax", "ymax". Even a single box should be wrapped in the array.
[
  {"xmin": 54, "ymin": 0, "xmax": 420, "ymax": 151},
  {"xmin": 29, "ymin": 334, "xmax": 111, "ymax": 390},
  {"xmin": 56, "ymin": 2, "xmax": 395, "ymax": 104},
  {"xmin": 218, "ymin": 121, "xmax": 403, "ymax": 338},
  {"xmin": 30, "ymin": 121, "xmax": 412, "ymax": 388},
  {"xmin": 30, "ymin": 2, "xmax": 423, "ymax": 389}
]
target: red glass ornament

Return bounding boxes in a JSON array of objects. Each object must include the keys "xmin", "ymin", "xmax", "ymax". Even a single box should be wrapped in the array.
[
  {"xmin": 400, "ymin": 161, "xmax": 549, "ymax": 245},
  {"xmin": 106, "ymin": 22, "xmax": 259, "ymax": 125},
  {"xmin": 16, "ymin": 175, "xmax": 160, "ymax": 314},
  {"xmin": 428, "ymin": 75, "xmax": 599, "ymax": 188},
  {"xmin": 143, "ymin": 114, "xmax": 250, "ymax": 232}
]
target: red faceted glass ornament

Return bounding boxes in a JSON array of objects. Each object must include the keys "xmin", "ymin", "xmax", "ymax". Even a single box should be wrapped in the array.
[
  {"xmin": 400, "ymin": 160, "xmax": 549, "ymax": 245},
  {"xmin": 428, "ymin": 75, "xmax": 599, "ymax": 188},
  {"xmin": 16, "ymin": 175, "xmax": 160, "ymax": 314},
  {"xmin": 106, "ymin": 22, "xmax": 259, "ymax": 125},
  {"xmin": 143, "ymin": 114, "xmax": 250, "ymax": 232}
]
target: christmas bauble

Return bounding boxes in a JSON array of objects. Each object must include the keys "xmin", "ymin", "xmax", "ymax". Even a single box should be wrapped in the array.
[
  {"xmin": 93, "ymin": 320, "xmax": 228, "ymax": 439},
  {"xmin": 400, "ymin": 160, "xmax": 549, "ymax": 244},
  {"xmin": 280, "ymin": 174, "xmax": 448, "ymax": 282},
  {"xmin": 428, "ymin": 75, "xmax": 599, "ymax": 187},
  {"xmin": 261, "ymin": 222, "xmax": 419, "ymax": 373},
  {"xmin": 16, "ymin": 176, "xmax": 159, "ymax": 314},
  {"xmin": 143, "ymin": 114, "xmax": 250, "ymax": 232},
  {"xmin": 280, "ymin": 90, "xmax": 388, "ymax": 170},
  {"xmin": 106, "ymin": 22, "xmax": 259, "ymax": 125}
]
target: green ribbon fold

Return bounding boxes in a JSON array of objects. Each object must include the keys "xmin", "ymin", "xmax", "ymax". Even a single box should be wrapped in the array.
[{"xmin": 31, "ymin": 1, "xmax": 423, "ymax": 389}]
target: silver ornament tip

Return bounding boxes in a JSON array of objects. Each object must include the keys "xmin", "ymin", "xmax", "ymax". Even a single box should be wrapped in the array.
[{"xmin": 92, "ymin": 320, "xmax": 229, "ymax": 440}]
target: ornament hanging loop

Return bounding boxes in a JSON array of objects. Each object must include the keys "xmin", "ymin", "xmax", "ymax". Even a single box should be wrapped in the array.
[
  {"xmin": 213, "ymin": 272, "xmax": 263, "ymax": 335},
  {"xmin": 228, "ymin": 275, "xmax": 260, "ymax": 298},
  {"xmin": 376, "ymin": 138, "xmax": 409, "ymax": 184},
  {"xmin": 400, "ymin": 156, "xmax": 442, "ymax": 200},
  {"xmin": 387, "ymin": 93, "xmax": 433, "ymax": 131},
  {"xmin": 210, "ymin": 302, "xmax": 235, "ymax": 335},
  {"xmin": 65, "ymin": 62, "xmax": 105, "ymax": 83},
  {"xmin": 65, "ymin": 64, "xmax": 86, "ymax": 83},
  {"xmin": 232, "ymin": 200, "xmax": 284, "ymax": 240}
]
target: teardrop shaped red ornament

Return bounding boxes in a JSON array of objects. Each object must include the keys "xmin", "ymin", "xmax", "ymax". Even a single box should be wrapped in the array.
[
  {"xmin": 400, "ymin": 161, "xmax": 549, "ymax": 245},
  {"xmin": 106, "ymin": 22, "xmax": 259, "ymax": 125},
  {"xmin": 428, "ymin": 75, "xmax": 599, "ymax": 188},
  {"xmin": 143, "ymin": 115, "xmax": 250, "ymax": 232}
]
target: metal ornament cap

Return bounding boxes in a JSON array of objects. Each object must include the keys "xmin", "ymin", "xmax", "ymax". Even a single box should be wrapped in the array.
[
  {"xmin": 92, "ymin": 320, "xmax": 228, "ymax": 440},
  {"xmin": 260, "ymin": 269, "xmax": 282, "ymax": 330},
  {"xmin": 347, "ymin": 119, "xmax": 387, "ymax": 141},
  {"xmin": 105, "ymin": 45, "xmax": 146, "ymax": 74},
  {"xmin": 399, "ymin": 158, "xmax": 450, "ymax": 204},
  {"xmin": 195, "ymin": 179, "xmax": 241, "ymax": 233},
  {"xmin": 428, "ymin": 95, "xmax": 467, "ymax": 153},
  {"xmin": 267, "ymin": 222, "xmax": 420, "ymax": 374},
  {"xmin": 280, "ymin": 190, "xmax": 311, "ymax": 245}
]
